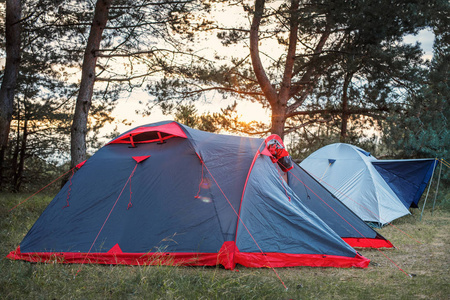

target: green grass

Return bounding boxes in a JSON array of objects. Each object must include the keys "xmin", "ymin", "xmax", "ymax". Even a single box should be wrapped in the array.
[{"xmin": 1, "ymin": 192, "xmax": 449, "ymax": 299}]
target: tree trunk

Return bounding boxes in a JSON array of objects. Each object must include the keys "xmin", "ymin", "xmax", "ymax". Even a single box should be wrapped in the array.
[
  {"xmin": 13, "ymin": 116, "xmax": 27, "ymax": 192},
  {"xmin": 249, "ymin": 0, "xmax": 279, "ymax": 106},
  {"xmin": 0, "ymin": 0, "xmax": 22, "ymax": 190},
  {"xmin": 250, "ymin": 0, "xmax": 299, "ymax": 140},
  {"xmin": 70, "ymin": 0, "xmax": 111, "ymax": 168},
  {"xmin": 10, "ymin": 101, "xmax": 21, "ymax": 189},
  {"xmin": 271, "ymin": 106, "xmax": 287, "ymax": 138},
  {"xmin": 340, "ymin": 72, "xmax": 353, "ymax": 142}
]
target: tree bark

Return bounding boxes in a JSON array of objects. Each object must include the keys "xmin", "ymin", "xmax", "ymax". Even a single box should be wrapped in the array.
[
  {"xmin": 70, "ymin": 0, "xmax": 111, "ymax": 168},
  {"xmin": 13, "ymin": 116, "xmax": 27, "ymax": 192},
  {"xmin": 250, "ymin": 0, "xmax": 278, "ymax": 106},
  {"xmin": 340, "ymin": 72, "xmax": 353, "ymax": 142},
  {"xmin": 0, "ymin": 0, "xmax": 22, "ymax": 190},
  {"xmin": 287, "ymin": 25, "xmax": 331, "ymax": 115},
  {"xmin": 10, "ymin": 101, "xmax": 21, "ymax": 189},
  {"xmin": 250, "ymin": 0, "xmax": 299, "ymax": 139}
]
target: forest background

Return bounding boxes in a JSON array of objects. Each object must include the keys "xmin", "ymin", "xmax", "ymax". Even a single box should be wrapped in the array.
[{"xmin": 0, "ymin": 0, "xmax": 448, "ymax": 194}]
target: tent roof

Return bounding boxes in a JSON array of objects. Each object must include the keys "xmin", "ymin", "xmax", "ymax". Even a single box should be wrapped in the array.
[
  {"xmin": 108, "ymin": 121, "xmax": 188, "ymax": 145},
  {"xmin": 372, "ymin": 159, "xmax": 436, "ymax": 208},
  {"xmin": 300, "ymin": 143, "xmax": 411, "ymax": 225},
  {"xmin": 8, "ymin": 123, "xmax": 369, "ymax": 269}
]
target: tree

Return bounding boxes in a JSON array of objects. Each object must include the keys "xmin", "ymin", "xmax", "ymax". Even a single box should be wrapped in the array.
[
  {"xmin": 286, "ymin": 37, "xmax": 426, "ymax": 146},
  {"xmin": 0, "ymin": 0, "xmax": 210, "ymax": 190},
  {"xmin": 249, "ymin": 0, "xmax": 294, "ymax": 138},
  {"xmin": 147, "ymin": 0, "xmax": 433, "ymax": 141},
  {"xmin": 0, "ymin": 0, "xmax": 101, "ymax": 191},
  {"xmin": 70, "ymin": 0, "xmax": 212, "ymax": 168},
  {"xmin": 0, "ymin": 0, "xmax": 21, "ymax": 189},
  {"xmin": 382, "ymin": 13, "xmax": 449, "ymax": 159},
  {"xmin": 248, "ymin": 0, "xmax": 431, "ymax": 139},
  {"xmin": 70, "ymin": 0, "xmax": 112, "ymax": 169},
  {"xmin": 0, "ymin": 0, "xmax": 211, "ymax": 191}
]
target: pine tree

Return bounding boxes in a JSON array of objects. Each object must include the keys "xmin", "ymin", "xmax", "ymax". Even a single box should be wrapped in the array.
[
  {"xmin": 0, "ymin": 0, "xmax": 21, "ymax": 189},
  {"xmin": 382, "ymin": 26, "xmax": 449, "ymax": 159},
  {"xmin": 147, "ymin": 0, "xmax": 434, "ymax": 141}
]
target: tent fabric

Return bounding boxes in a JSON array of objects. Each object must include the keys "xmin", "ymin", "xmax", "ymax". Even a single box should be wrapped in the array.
[
  {"xmin": 237, "ymin": 155, "xmax": 360, "ymax": 258},
  {"xmin": 107, "ymin": 122, "xmax": 188, "ymax": 145},
  {"xmin": 8, "ymin": 122, "xmax": 369, "ymax": 269},
  {"xmin": 300, "ymin": 143, "xmax": 435, "ymax": 226},
  {"xmin": 287, "ymin": 164, "xmax": 393, "ymax": 248},
  {"xmin": 300, "ymin": 143, "xmax": 410, "ymax": 226},
  {"xmin": 372, "ymin": 159, "xmax": 436, "ymax": 208}
]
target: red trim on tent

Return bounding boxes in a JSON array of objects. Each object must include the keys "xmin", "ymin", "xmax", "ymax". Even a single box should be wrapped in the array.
[
  {"xmin": 76, "ymin": 160, "xmax": 86, "ymax": 169},
  {"xmin": 262, "ymin": 135, "xmax": 290, "ymax": 160},
  {"xmin": 261, "ymin": 134, "xmax": 294, "ymax": 171},
  {"xmin": 343, "ymin": 237, "xmax": 394, "ymax": 249},
  {"xmin": 157, "ymin": 132, "xmax": 164, "ymax": 144},
  {"xmin": 107, "ymin": 122, "xmax": 187, "ymax": 145},
  {"xmin": 235, "ymin": 146, "xmax": 263, "ymax": 246},
  {"xmin": 108, "ymin": 243, "xmax": 123, "ymax": 254},
  {"xmin": 7, "ymin": 242, "xmax": 369, "ymax": 269},
  {"xmin": 129, "ymin": 134, "xmax": 136, "ymax": 148},
  {"xmin": 132, "ymin": 155, "xmax": 151, "ymax": 163},
  {"xmin": 234, "ymin": 251, "xmax": 370, "ymax": 269},
  {"xmin": 217, "ymin": 241, "xmax": 236, "ymax": 269},
  {"xmin": 260, "ymin": 147, "xmax": 272, "ymax": 157}
]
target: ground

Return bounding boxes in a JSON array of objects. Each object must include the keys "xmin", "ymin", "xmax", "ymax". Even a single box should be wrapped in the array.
[{"xmin": 1, "ymin": 193, "xmax": 449, "ymax": 299}]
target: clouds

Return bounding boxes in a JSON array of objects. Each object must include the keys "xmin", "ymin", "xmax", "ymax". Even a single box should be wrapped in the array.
[{"xmin": 403, "ymin": 29, "xmax": 435, "ymax": 60}]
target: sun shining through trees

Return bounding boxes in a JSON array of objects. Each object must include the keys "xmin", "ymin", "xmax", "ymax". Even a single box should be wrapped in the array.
[
  {"xmin": 102, "ymin": 1, "xmax": 435, "ymax": 140},
  {"xmin": 1, "ymin": 1, "xmax": 449, "ymax": 297},
  {"xmin": 0, "ymin": 0, "xmax": 446, "ymax": 193},
  {"xmin": 100, "ymin": 2, "xmax": 437, "ymax": 155}
]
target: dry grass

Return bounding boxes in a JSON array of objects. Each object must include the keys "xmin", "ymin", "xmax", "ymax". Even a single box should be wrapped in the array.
[{"xmin": 1, "ymin": 193, "xmax": 449, "ymax": 299}]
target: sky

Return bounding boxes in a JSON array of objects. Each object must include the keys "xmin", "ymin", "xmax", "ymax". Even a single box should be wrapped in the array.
[
  {"xmin": 100, "ymin": 28, "xmax": 435, "ymax": 142},
  {"xmin": 403, "ymin": 28, "xmax": 435, "ymax": 60},
  {"xmin": 0, "ymin": 4, "xmax": 435, "ymax": 144}
]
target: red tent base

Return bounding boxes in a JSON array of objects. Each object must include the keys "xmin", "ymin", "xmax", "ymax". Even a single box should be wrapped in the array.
[
  {"xmin": 343, "ymin": 237, "xmax": 394, "ymax": 249},
  {"xmin": 7, "ymin": 242, "xmax": 369, "ymax": 269}
]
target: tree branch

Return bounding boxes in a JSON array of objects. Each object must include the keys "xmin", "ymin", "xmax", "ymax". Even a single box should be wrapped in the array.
[
  {"xmin": 286, "ymin": 107, "xmax": 393, "ymax": 119},
  {"xmin": 278, "ymin": 0, "xmax": 299, "ymax": 102},
  {"xmin": 180, "ymin": 86, "xmax": 264, "ymax": 97},
  {"xmin": 250, "ymin": 0, "xmax": 279, "ymax": 106}
]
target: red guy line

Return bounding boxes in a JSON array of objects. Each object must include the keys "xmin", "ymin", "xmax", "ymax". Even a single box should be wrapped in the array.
[
  {"xmin": 9, "ymin": 168, "xmax": 74, "ymax": 212},
  {"xmin": 288, "ymin": 170, "xmax": 365, "ymax": 244},
  {"xmin": 289, "ymin": 169, "xmax": 412, "ymax": 277},
  {"xmin": 198, "ymin": 153, "xmax": 288, "ymax": 290},
  {"xmin": 76, "ymin": 163, "xmax": 138, "ymax": 276},
  {"xmin": 307, "ymin": 170, "xmax": 422, "ymax": 245}
]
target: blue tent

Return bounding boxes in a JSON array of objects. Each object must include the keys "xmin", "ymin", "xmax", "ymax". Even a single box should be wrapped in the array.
[
  {"xmin": 301, "ymin": 143, "xmax": 436, "ymax": 226},
  {"xmin": 372, "ymin": 159, "xmax": 436, "ymax": 208},
  {"xmin": 8, "ymin": 122, "xmax": 369, "ymax": 269}
]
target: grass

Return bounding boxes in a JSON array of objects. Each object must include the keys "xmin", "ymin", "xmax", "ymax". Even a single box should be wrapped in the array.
[{"xmin": 1, "ymin": 192, "xmax": 449, "ymax": 299}]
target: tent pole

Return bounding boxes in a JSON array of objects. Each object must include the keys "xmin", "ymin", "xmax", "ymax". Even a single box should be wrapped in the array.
[
  {"xmin": 420, "ymin": 158, "xmax": 437, "ymax": 221},
  {"xmin": 431, "ymin": 159, "xmax": 443, "ymax": 215}
]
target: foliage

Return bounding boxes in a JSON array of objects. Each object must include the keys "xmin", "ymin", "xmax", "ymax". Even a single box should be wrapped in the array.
[
  {"xmin": 1, "ymin": 0, "xmax": 447, "ymax": 190},
  {"xmin": 1, "ymin": 0, "xmax": 210, "ymax": 191},
  {"xmin": 287, "ymin": 126, "xmax": 379, "ymax": 161},
  {"xmin": 146, "ymin": 0, "xmax": 435, "ymax": 140},
  {"xmin": 0, "ymin": 0, "xmax": 113, "ymax": 191},
  {"xmin": 381, "ymin": 23, "xmax": 449, "ymax": 160},
  {"xmin": 1, "ymin": 192, "xmax": 449, "ymax": 299},
  {"xmin": 173, "ymin": 102, "xmax": 270, "ymax": 136}
]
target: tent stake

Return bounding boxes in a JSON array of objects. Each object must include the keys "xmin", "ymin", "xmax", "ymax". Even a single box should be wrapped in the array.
[
  {"xmin": 431, "ymin": 159, "xmax": 443, "ymax": 215},
  {"xmin": 420, "ymin": 158, "xmax": 437, "ymax": 221}
]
